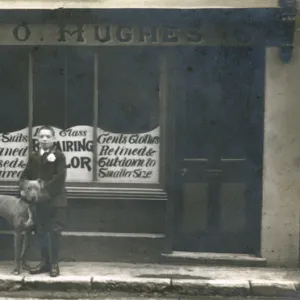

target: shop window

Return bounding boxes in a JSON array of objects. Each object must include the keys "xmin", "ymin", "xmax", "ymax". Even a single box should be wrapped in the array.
[
  {"xmin": 97, "ymin": 47, "xmax": 160, "ymax": 184},
  {"xmin": 32, "ymin": 47, "xmax": 94, "ymax": 182},
  {"xmin": 0, "ymin": 46, "xmax": 161, "ymax": 185},
  {"xmin": 0, "ymin": 47, "xmax": 29, "ymax": 181}
]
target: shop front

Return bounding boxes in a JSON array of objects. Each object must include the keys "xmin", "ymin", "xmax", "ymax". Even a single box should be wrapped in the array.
[{"xmin": 0, "ymin": 1, "xmax": 298, "ymax": 266}]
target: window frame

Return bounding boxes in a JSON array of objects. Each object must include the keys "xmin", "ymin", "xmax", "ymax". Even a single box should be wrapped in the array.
[{"xmin": 22, "ymin": 46, "xmax": 168, "ymax": 191}]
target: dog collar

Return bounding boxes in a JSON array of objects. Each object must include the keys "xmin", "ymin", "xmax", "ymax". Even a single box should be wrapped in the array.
[{"xmin": 20, "ymin": 196, "xmax": 31, "ymax": 205}]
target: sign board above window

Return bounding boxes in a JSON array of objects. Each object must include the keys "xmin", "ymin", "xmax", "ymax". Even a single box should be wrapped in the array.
[{"xmin": 4, "ymin": 24, "xmax": 203, "ymax": 46}]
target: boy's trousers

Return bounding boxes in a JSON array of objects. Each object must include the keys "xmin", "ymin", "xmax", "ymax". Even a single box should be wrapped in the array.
[{"xmin": 34, "ymin": 203, "xmax": 67, "ymax": 265}]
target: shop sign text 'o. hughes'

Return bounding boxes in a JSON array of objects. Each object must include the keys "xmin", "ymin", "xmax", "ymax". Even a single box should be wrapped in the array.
[{"xmin": 3, "ymin": 23, "xmax": 203, "ymax": 45}]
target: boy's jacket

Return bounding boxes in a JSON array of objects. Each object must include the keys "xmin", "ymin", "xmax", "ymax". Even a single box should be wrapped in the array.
[{"xmin": 20, "ymin": 147, "xmax": 67, "ymax": 207}]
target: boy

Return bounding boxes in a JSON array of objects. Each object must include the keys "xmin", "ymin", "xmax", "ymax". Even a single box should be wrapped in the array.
[{"xmin": 20, "ymin": 125, "xmax": 67, "ymax": 277}]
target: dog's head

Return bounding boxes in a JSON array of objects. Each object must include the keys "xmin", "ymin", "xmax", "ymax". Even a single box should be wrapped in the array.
[{"xmin": 20, "ymin": 179, "xmax": 44, "ymax": 203}]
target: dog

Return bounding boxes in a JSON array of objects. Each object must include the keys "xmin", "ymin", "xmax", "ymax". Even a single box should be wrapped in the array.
[{"xmin": 0, "ymin": 179, "xmax": 45, "ymax": 275}]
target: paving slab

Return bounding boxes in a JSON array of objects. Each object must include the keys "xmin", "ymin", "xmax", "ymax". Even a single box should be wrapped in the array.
[
  {"xmin": 23, "ymin": 274, "xmax": 92, "ymax": 291},
  {"xmin": 170, "ymin": 279, "xmax": 250, "ymax": 297},
  {"xmin": 0, "ymin": 274, "xmax": 24, "ymax": 292},
  {"xmin": 92, "ymin": 276, "xmax": 170, "ymax": 293},
  {"xmin": 205, "ymin": 279, "xmax": 250, "ymax": 296},
  {"xmin": 250, "ymin": 279, "xmax": 297, "ymax": 297}
]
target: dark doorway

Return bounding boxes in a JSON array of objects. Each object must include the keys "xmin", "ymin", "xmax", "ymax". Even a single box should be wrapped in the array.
[{"xmin": 173, "ymin": 46, "xmax": 265, "ymax": 254}]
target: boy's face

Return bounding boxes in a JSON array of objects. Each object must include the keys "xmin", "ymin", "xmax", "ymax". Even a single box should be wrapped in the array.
[{"xmin": 38, "ymin": 129, "xmax": 55, "ymax": 150}]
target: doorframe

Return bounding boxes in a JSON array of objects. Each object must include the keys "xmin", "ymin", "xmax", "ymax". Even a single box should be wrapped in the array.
[
  {"xmin": 162, "ymin": 47, "xmax": 186, "ymax": 254},
  {"xmin": 163, "ymin": 46, "xmax": 265, "ymax": 255}
]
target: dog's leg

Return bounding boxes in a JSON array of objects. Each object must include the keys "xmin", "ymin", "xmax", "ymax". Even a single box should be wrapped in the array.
[
  {"xmin": 13, "ymin": 231, "xmax": 22, "ymax": 275},
  {"xmin": 21, "ymin": 207, "xmax": 34, "ymax": 270},
  {"xmin": 20, "ymin": 230, "xmax": 29, "ymax": 270},
  {"xmin": 24, "ymin": 207, "xmax": 33, "ymax": 228},
  {"xmin": 20, "ymin": 230, "xmax": 31, "ymax": 271}
]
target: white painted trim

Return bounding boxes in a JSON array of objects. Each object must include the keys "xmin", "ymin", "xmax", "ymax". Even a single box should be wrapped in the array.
[
  {"xmin": 0, "ymin": 230, "xmax": 165, "ymax": 238},
  {"xmin": 0, "ymin": 0, "xmax": 279, "ymax": 10}
]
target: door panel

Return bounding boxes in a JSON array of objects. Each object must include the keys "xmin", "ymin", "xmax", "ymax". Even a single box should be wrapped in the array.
[{"xmin": 174, "ymin": 46, "xmax": 264, "ymax": 254}]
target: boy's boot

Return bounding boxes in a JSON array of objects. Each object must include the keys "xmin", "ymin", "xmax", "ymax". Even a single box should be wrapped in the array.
[{"xmin": 49, "ymin": 231, "xmax": 61, "ymax": 277}]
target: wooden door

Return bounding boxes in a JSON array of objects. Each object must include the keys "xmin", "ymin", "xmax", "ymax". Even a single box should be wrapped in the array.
[{"xmin": 173, "ymin": 46, "xmax": 264, "ymax": 254}]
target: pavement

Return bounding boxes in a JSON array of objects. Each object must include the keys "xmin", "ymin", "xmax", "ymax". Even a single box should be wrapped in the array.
[{"xmin": 0, "ymin": 261, "xmax": 300, "ymax": 298}]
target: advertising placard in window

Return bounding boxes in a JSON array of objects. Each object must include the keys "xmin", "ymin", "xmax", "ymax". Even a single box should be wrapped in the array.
[
  {"xmin": 0, "ymin": 129, "xmax": 29, "ymax": 181},
  {"xmin": 0, "ymin": 126, "xmax": 160, "ymax": 184},
  {"xmin": 32, "ymin": 125, "xmax": 94, "ymax": 182},
  {"xmin": 97, "ymin": 127, "xmax": 160, "ymax": 183}
]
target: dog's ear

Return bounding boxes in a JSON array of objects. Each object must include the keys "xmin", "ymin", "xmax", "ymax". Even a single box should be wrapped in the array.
[
  {"xmin": 37, "ymin": 179, "xmax": 44, "ymax": 189},
  {"xmin": 19, "ymin": 179, "xmax": 28, "ymax": 190},
  {"xmin": 19, "ymin": 180, "xmax": 27, "ymax": 198}
]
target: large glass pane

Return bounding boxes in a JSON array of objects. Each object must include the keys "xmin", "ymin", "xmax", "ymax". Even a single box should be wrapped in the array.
[
  {"xmin": 97, "ymin": 47, "xmax": 160, "ymax": 184},
  {"xmin": 0, "ymin": 47, "xmax": 29, "ymax": 181},
  {"xmin": 32, "ymin": 47, "xmax": 94, "ymax": 182}
]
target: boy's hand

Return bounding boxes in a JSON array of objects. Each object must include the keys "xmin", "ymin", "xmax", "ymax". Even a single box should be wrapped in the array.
[{"xmin": 39, "ymin": 189, "xmax": 51, "ymax": 202}]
